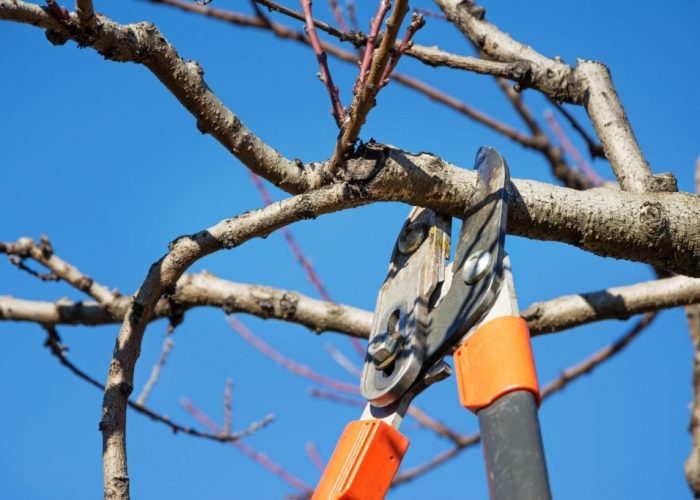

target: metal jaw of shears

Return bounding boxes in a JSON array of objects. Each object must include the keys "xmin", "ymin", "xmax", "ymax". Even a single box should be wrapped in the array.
[{"xmin": 312, "ymin": 147, "xmax": 551, "ymax": 500}]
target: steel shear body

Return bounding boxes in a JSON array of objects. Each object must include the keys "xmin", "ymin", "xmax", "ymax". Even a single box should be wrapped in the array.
[{"xmin": 312, "ymin": 147, "xmax": 552, "ymax": 500}]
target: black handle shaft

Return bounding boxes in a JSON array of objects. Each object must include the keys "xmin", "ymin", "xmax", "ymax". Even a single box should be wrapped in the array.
[{"xmin": 477, "ymin": 390, "xmax": 552, "ymax": 500}]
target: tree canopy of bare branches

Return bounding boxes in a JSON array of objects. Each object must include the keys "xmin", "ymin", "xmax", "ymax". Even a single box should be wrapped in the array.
[{"xmin": 1, "ymin": 1, "xmax": 699, "ymax": 499}]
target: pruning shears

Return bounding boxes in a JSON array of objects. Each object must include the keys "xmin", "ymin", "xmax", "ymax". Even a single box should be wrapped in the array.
[{"xmin": 312, "ymin": 147, "xmax": 552, "ymax": 500}]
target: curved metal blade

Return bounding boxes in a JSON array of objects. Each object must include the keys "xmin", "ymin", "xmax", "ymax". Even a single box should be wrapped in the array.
[{"xmin": 423, "ymin": 146, "xmax": 510, "ymax": 367}]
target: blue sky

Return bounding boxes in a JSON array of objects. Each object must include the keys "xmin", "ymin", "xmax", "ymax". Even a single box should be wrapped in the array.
[{"xmin": 1, "ymin": 1, "xmax": 699, "ymax": 498}]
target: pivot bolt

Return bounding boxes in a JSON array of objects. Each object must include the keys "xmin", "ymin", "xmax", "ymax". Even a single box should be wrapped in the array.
[
  {"xmin": 368, "ymin": 335, "xmax": 400, "ymax": 369},
  {"xmin": 368, "ymin": 310, "xmax": 402, "ymax": 369},
  {"xmin": 462, "ymin": 250, "xmax": 492, "ymax": 284},
  {"xmin": 398, "ymin": 222, "xmax": 427, "ymax": 255}
]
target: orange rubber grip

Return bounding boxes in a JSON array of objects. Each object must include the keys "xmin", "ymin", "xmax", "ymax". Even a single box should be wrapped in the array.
[
  {"xmin": 312, "ymin": 420, "xmax": 409, "ymax": 500},
  {"xmin": 454, "ymin": 316, "xmax": 540, "ymax": 413}
]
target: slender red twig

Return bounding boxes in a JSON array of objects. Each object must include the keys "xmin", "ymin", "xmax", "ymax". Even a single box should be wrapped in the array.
[
  {"xmin": 345, "ymin": 0, "xmax": 358, "ymax": 31},
  {"xmin": 305, "ymin": 441, "xmax": 326, "ymax": 471},
  {"xmin": 246, "ymin": 169, "xmax": 366, "ymax": 357},
  {"xmin": 356, "ymin": 0, "xmax": 391, "ymax": 88},
  {"xmin": 324, "ymin": 343, "xmax": 362, "ymax": 378},
  {"xmin": 228, "ymin": 316, "xmax": 360, "ymax": 394},
  {"xmin": 381, "ymin": 12, "xmax": 425, "ymax": 85},
  {"xmin": 181, "ymin": 399, "xmax": 312, "ymax": 494},
  {"xmin": 327, "ymin": 0, "xmax": 349, "ymax": 32},
  {"xmin": 300, "ymin": 0, "xmax": 346, "ymax": 126},
  {"xmin": 308, "ymin": 388, "xmax": 365, "ymax": 407},
  {"xmin": 43, "ymin": 325, "xmax": 267, "ymax": 443},
  {"xmin": 551, "ymin": 100, "xmax": 606, "ymax": 159},
  {"xmin": 544, "ymin": 109, "xmax": 604, "ymax": 186},
  {"xmin": 223, "ymin": 378, "xmax": 233, "ymax": 435},
  {"xmin": 136, "ymin": 336, "xmax": 174, "ymax": 405},
  {"xmin": 413, "ymin": 7, "xmax": 446, "ymax": 20}
]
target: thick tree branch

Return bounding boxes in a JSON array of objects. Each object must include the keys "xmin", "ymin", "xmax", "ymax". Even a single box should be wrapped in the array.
[
  {"xmin": 434, "ymin": 0, "xmax": 655, "ymax": 192},
  {"xmin": 98, "ymin": 184, "xmax": 363, "ymax": 500},
  {"xmin": 4, "ymin": 272, "xmax": 699, "ymax": 338},
  {"xmin": 525, "ymin": 275, "xmax": 700, "ymax": 335},
  {"xmin": 151, "ymin": 0, "xmax": 588, "ymax": 186},
  {"xmin": 0, "ymin": 0, "xmax": 322, "ymax": 194},
  {"xmin": 0, "ymin": 272, "xmax": 373, "ymax": 336}
]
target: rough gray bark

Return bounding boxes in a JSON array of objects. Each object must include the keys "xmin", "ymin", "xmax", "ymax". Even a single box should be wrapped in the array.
[
  {"xmin": 525, "ymin": 275, "xmax": 700, "ymax": 335},
  {"xmin": 4, "ymin": 271, "xmax": 699, "ymax": 338}
]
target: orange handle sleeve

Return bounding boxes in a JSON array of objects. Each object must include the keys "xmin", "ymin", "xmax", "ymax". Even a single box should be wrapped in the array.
[
  {"xmin": 453, "ymin": 316, "xmax": 540, "ymax": 413},
  {"xmin": 312, "ymin": 420, "xmax": 409, "ymax": 500}
]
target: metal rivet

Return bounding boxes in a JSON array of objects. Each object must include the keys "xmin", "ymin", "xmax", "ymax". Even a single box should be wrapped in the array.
[
  {"xmin": 462, "ymin": 250, "xmax": 492, "ymax": 284},
  {"xmin": 398, "ymin": 222, "xmax": 427, "ymax": 255},
  {"xmin": 368, "ymin": 310, "xmax": 401, "ymax": 369}
]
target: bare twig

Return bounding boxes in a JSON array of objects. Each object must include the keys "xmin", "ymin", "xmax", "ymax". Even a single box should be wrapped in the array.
[
  {"xmin": 136, "ymin": 337, "xmax": 174, "ymax": 405},
  {"xmin": 228, "ymin": 315, "xmax": 359, "ymax": 393},
  {"xmin": 246, "ymin": 170, "xmax": 365, "ymax": 356},
  {"xmin": 493, "ymin": 78, "xmax": 593, "ymax": 189},
  {"xmin": 345, "ymin": 0, "xmax": 357, "ymax": 30},
  {"xmin": 551, "ymin": 101, "xmax": 606, "ymax": 159},
  {"xmin": 327, "ymin": 0, "xmax": 349, "ymax": 32},
  {"xmin": 1, "ymin": 236, "xmax": 116, "ymax": 305},
  {"xmin": 435, "ymin": 0, "xmax": 655, "ymax": 192},
  {"xmin": 380, "ymin": 12, "xmax": 425, "ymax": 85},
  {"xmin": 544, "ymin": 109, "xmax": 605, "ymax": 187},
  {"xmin": 223, "ymin": 378, "xmax": 233, "ymax": 436},
  {"xmin": 42, "ymin": 325, "xmax": 272, "ymax": 444},
  {"xmin": 305, "ymin": 441, "xmax": 326, "ymax": 471},
  {"xmin": 328, "ymin": 0, "xmax": 411, "ymax": 172},
  {"xmin": 149, "ymin": 0, "xmax": 582, "ymax": 181},
  {"xmin": 8, "ymin": 255, "xmax": 58, "ymax": 281},
  {"xmin": 300, "ymin": 0, "xmax": 345, "ymax": 126},
  {"xmin": 541, "ymin": 312, "xmax": 658, "ymax": 397},
  {"xmin": 182, "ymin": 399, "xmax": 312, "ymax": 494},
  {"xmin": 308, "ymin": 387, "xmax": 364, "ymax": 407},
  {"xmin": 356, "ymin": 0, "xmax": 391, "ymax": 87},
  {"xmin": 324, "ymin": 343, "xmax": 362, "ymax": 378}
]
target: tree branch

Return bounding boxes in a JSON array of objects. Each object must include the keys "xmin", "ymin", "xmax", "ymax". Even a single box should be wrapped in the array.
[
  {"xmin": 150, "ymin": 0, "xmax": 589, "ymax": 187},
  {"xmin": 0, "ymin": 0, "xmax": 321, "ymax": 194},
  {"xmin": 434, "ymin": 0, "xmax": 656, "ymax": 192},
  {"xmin": 328, "ymin": 0, "xmax": 410, "ymax": 172},
  {"xmin": 525, "ymin": 275, "xmax": 700, "ymax": 335},
  {"xmin": 300, "ymin": 0, "xmax": 345, "ymax": 126},
  {"xmin": 0, "ymin": 236, "xmax": 116, "ymax": 305},
  {"xmin": 43, "ymin": 325, "xmax": 273, "ymax": 444},
  {"xmin": 97, "ymin": 183, "xmax": 362, "ymax": 499},
  {"xmin": 4, "ymin": 272, "xmax": 699, "ymax": 338}
]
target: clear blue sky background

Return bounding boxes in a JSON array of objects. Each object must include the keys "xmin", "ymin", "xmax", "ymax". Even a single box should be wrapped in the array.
[{"xmin": 1, "ymin": 1, "xmax": 699, "ymax": 498}]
